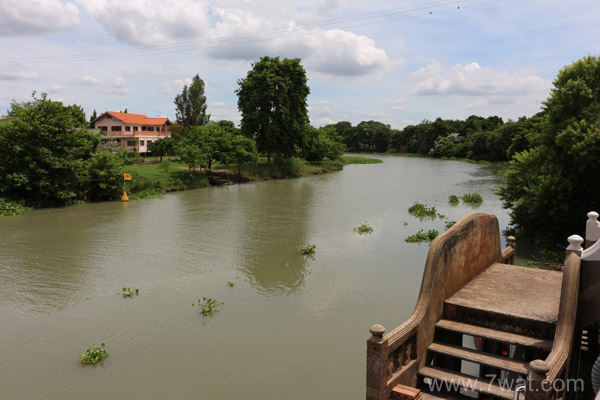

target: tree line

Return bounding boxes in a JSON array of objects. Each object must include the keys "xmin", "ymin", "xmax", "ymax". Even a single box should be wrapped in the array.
[{"xmin": 326, "ymin": 113, "xmax": 543, "ymax": 163}]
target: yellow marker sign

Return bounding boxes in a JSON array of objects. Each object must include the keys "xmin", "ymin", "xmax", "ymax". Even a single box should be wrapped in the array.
[{"xmin": 124, "ymin": 173, "xmax": 132, "ymax": 180}]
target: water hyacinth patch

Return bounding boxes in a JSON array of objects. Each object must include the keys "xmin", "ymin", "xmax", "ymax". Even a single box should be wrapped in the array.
[
  {"xmin": 354, "ymin": 222, "xmax": 373, "ymax": 234},
  {"xmin": 79, "ymin": 343, "xmax": 108, "ymax": 365},
  {"xmin": 299, "ymin": 244, "xmax": 316, "ymax": 255}
]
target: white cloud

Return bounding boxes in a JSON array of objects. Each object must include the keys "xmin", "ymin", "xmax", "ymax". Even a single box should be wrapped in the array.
[
  {"xmin": 109, "ymin": 77, "xmax": 128, "ymax": 95},
  {"xmin": 79, "ymin": 1, "xmax": 393, "ymax": 77},
  {"xmin": 389, "ymin": 98, "xmax": 407, "ymax": 111},
  {"xmin": 410, "ymin": 62, "xmax": 551, "ymax": 97},
  {"xmin": 78, "ymin": 0, "xmax": 210, "ymax": 46},
  {"xmin": 76, "ymin": 76, "xmax": 102, "ymax": 86},
  {"xmin": 160, "ymin": 78, "xmax": 192, "ymax": 94},
  {"xmin": 121, "ymin": 67, "xmax": 168, "ymax": 77},
  {"xmin": 0, "ymin": 62, "xmax": 38, "ymax": 81},
  {"xmin": 306, "ymin": 29, "xmax": 391, "ymax": 77},
  {"xmin": 311, "ymin": 116, "xmax": 336, "ymax": 127},
  {"xmin": 0, "ymin": 0, "xmax": 80, "ymax": 36},
  {"xmin": 209, "ymin": 101, "xmax": 228, "ymax": 107},
  {"xmin": 48, "ymin": 84, "xmax": 66, "ymax": 93}
]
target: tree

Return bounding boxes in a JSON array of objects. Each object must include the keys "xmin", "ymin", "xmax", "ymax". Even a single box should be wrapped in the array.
[
  {"xmin": 302, "ymin": 126, "xmax": 345, "ymax": 162},
  {"xmin": 174, "ymin": 74, "xmax": 210, "ymax": 127},
  {"xmin": 148, "ymin": 137, "xmax": 174, "ymax": 162},
  {"xmin": 499, "ymin": 55, "xmax": 600, "ymax": 245},
  {"xmin": 89, "ymin": 109, "xmax": 97, "ymax": 128},
  {"xmin": 0, "ymin": 92, "xmax": 122, "ymax": 206},
  {"xmin": 236, "ymin": 56, "xmax": 310, "ymax": 163},
  {"xmin": 228, "ymin": 135, "xmax": 259, "ymax": 175}
]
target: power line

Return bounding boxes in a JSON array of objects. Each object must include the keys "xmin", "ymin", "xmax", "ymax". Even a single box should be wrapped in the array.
[{"xmin": 1, "ymin": 0, "xmax": 504, "ymax": 64}]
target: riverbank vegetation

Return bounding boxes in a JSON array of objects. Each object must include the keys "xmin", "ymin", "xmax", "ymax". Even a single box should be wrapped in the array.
[{"xmin": 0, "ymin": 57, "xmax": 376, "ymax": 214}]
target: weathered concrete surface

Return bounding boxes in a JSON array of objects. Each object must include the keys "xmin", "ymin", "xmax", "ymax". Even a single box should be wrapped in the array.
[{"xmin": 444, "ymin": 263, "xmax": 563, "ymax": 338}]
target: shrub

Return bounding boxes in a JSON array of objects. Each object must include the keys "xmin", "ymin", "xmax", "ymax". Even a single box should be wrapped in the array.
[
  {"xmin": 129, "ymin": 188, "xmax": 163, "ymax": 200},
  {"xmin": 0, "ymin": 198, "xmax": 31, "ymax": 216}
]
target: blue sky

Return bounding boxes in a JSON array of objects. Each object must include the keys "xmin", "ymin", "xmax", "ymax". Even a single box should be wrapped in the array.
[{"xmin": 1, "ymin": 0, "xmax": 598, "ymax": 128}]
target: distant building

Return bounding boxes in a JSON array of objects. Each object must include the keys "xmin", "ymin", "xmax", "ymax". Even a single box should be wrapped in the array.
[
  {"xmin": 92, "ymin": 111, "xmax": 171, "ymax": 152},
  {"xmin": 448, "ymin": 132, "xmax": 465, "ymax": 143}
]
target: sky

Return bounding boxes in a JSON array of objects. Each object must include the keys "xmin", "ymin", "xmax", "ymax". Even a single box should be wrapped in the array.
[{"xmin": 1, "ymin": 0, "xmax": 598, "ymax": 129}]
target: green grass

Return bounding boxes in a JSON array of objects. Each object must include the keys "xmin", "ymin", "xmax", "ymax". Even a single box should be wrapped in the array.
[
  {"xmin": 126, "ymin": 164, "xmax": 210, "ymax": 193},
  {"xmin": 341, "ymin": 155, "xmax": 383, "ymax": 164}
]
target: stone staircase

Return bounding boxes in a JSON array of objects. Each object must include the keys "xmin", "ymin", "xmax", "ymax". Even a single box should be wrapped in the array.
[{"xmin": 415, "ymin": 263, "xmax": 561, "ymax": 400}]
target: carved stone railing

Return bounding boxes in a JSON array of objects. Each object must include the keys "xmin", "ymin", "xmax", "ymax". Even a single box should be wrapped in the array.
[
  {"xmin": 525, "ymin": 236, "xmax": 582, "ymax": 400},
  {"xmin": 367, "ymin": 213, "xmax": 515, "ymax": 400}
]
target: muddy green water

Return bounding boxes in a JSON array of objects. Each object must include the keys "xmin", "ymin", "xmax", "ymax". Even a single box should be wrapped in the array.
[{"xmin": 0, "ymin": 155, "xmax": 512, "ymax": 400}]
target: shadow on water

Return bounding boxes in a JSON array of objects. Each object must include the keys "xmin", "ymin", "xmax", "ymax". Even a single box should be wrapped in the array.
[{"xmin": 236, "ymin": 180, "xmax": 314, "ymax": 295}]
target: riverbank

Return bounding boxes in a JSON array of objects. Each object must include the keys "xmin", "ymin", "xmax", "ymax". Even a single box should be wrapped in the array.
[
  {"xmin": 126, "ymin": 155, "xmax": 382, "ymax": 199},
  {"xmin": 345, "ymin": 150, "xmax": 507, "ymax": 166}
]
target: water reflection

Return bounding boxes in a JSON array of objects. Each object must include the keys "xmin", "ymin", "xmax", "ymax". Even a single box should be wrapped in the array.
[{"xmin": 236, "ymin": 180, "xmax": 314, "ymax": 294}]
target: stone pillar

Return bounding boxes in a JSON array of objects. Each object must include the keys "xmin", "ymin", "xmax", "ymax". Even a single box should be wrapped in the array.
[
  {"xmin": 367, "ymin": 324, "xmax": 387, "ymax": 400},
  {"xmin": 525, "ymin": 359, "xmax": 551, "ymax": 400},
  {"xmin": 585, "ymin": 211, "xmax": 600, "ymax": 248},
  {"xmin": 566, "ymin": 235, "xmax": 583, "ymax": 258}
]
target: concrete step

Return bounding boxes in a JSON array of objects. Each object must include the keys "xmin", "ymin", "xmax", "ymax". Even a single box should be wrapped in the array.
[
  {"xmin": 419, "ymin": 366, "xmax": 522, "ymax": 400},
  {"xmin": 443, "ymin": 263, "xmax": 563, "ymax": 339},
  {"xmin": 436, "ymin": 319, "xmax": 552, "ymax": 351},
  {"xmin": 428, "ymin": 342, "xmax": 529, "ymax": 375}
]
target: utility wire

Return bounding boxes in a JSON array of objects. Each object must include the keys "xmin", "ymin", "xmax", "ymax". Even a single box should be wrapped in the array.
[{"xmin": 1, "ymin": 0, "xmax": 504, "ymax": 64}]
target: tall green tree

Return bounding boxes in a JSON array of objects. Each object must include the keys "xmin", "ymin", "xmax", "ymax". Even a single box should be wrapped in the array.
[
  {"xmin": 236, "ymin": 56, "xmax": 310, "ymax": 163},
  {"xmin": 0, "ymin": 92, "xmax": 122, "ymax": 206},
  {"xmin": 174, "ymin": 74, "xmax": 210, "ymax": 127},
  {"xmin": 500, "ymin": 55, "xmax": 600, "ymax": 245}
]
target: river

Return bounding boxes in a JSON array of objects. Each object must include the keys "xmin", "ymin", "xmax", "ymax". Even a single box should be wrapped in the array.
[{"xmin": 0, "ymin": 155, "xmax": 512, "ymax": 400}]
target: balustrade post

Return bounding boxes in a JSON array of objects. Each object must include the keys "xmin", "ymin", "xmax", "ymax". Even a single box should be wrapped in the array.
[
  {"xmin": 506, "ymin": 236, "xmax": 516, "ymax": 264},
  {"xmin": 566, "ymin": 235, "xmax": 583, "ymax": 258},
  {"xmin": 367, "ymin": 324, "xmax": 387, "ymax": 400},
  {"xmin": 525, "ymin": 359, "xmax": 551, "ymax": 400},
  {"xmin": 585, "ymin": 211, "xmax": 600, "ymax": 248}
]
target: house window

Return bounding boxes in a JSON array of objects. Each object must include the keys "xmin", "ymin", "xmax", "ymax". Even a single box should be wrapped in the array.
[
  {"xmin": 147, "ymin": 140, "xmax": 153, "ymax": 144},
  {"xmin": 140, "ymin": 140, "xmax": 145, "ymax": 146},
  {"xmin": 125, "ymin": 126, "xmax": 131, "ymax": 131},
  {"xmin": 133, "ymin": 126, "xmax": 138, "ymax": 131},
  {"xmin": 111, "ymin": 126, "xmax": 122, "ymax": 131},
  {"xmin": 127, "ymin": 140, "xmax": 136, "ymax": 146},
  {"xmin": 147, "ymin": 127, "xmax": 155, "ymax": 131},
  {"xmin": 99, "ymin": 126, "xmax": 107, "ymax": 132}
]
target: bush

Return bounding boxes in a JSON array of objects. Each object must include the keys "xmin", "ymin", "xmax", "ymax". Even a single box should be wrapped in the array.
[{"xmin": 0, "ymin": 198, "xmax": 31, "ymax": 216}]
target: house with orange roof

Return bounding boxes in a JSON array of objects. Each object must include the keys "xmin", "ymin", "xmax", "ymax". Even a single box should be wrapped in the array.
[{"xmin": 92, "ymin": 111, "xmax": 172, "ymax": 153}]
